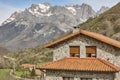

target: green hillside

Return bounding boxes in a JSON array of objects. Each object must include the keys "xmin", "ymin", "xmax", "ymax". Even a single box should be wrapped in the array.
[
  {"xmin": 0, "ymin": 46, "xmax": 53, "ymax": 69},
  {"xmin": 78, "ymin": 2, "xmax": 120, "ymax": 41}
]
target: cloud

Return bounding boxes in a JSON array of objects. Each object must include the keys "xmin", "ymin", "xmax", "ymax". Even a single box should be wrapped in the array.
[{"xmin": 0, "ymin": 3, "xmax": 21, "ymax": 24}]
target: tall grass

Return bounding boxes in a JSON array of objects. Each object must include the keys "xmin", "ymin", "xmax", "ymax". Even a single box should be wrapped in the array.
[{"xmin": 0, "ymin": 69, "xmax": 16, "ymax": 80}]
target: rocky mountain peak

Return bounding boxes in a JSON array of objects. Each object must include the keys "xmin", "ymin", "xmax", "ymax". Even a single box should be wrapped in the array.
[
  {"xmin": 29, "ymin": 3, "xmax": 51, "ymax": 12},
  {"xmin": 81, "ymin": 3, "xmax": 90, "ymax": 7},
  {"xmin": 26, "ymin": 3, "xmax": 52, "ymax": 16},
  {"xmin": 72, "ymin": 4, "xmax": 81, "ymax": 8},
  {"xmin": 97, "ymin": 6, "xmax": 109, "ymax": 15},
  {"xmin": 0, "ymin": 3, "xmax": 109, "ymax": 50},
  {"xmin": 1, "ymin": 10, "xmax": 23, "ymax": 25},
  {"xmin": 80, "ymin": 3, "xmax": 96, "ymax": 20}
]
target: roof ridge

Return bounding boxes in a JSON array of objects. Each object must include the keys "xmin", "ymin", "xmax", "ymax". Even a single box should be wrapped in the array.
[
  {"xmin": 97, "ymin": 58, "xmax": 120, "ymax": 71},
  {"xmin": 44, "ymin": 30, "xmax": 81, "ymax": 48},
  {"xmin": 80, "ymin": 30, "xmax": 120, "ymax": 48},
  {"xmin": 45, "ymin": 29, "xmax": 120, "ymax": 48},
  {"xmin": 37, "ymin": 57, "xmax": 120, "ymax": 72}
]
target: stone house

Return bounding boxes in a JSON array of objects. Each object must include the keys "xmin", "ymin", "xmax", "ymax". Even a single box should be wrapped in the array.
[{"xmin": 37, "ymin": 29, "xmax": 120, "ymax": 80}]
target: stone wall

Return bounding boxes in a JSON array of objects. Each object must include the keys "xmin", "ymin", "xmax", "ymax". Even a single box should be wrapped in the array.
[
  {"xmin": 45, "ymin": 70, "xmax": 114, "ymax": 80},
  {"xmin": 52, "ymin": 34, "xmax": 120, "ymax": 80}
]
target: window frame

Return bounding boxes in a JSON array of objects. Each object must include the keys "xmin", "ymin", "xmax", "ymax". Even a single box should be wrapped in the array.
[
  {"xmin": 63, "ymin": 77, "xmax": 74, "ymax": 80},
  {"xmin": 69, "ymin": 46, "xmax": 80, "ymax": 57},
  {"xmin": 81, "ymin": 78, "xmax": 92, "ymax": 80},
  {"xmin": 86, "ymin": 46, "xmax": 97, "ymax": 58}
]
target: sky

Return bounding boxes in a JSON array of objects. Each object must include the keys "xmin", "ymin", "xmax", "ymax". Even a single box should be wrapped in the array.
[{"xmin": 0, "ymin": 0, "xmax": 120, "ymax": 24}]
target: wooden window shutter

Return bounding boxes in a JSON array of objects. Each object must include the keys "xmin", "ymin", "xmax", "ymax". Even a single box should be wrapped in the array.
[
  {"xmin": 86, "ymin": 46, "xmax": 96, "ymax": 54},
  {"xmin": 70, "ymin": 46, "xmax": 80, "ymax": 54}
]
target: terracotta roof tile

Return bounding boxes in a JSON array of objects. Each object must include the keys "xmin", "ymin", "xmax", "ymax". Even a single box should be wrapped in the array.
[
  {"xmin": 37, "ymin": 57, "xmax": 120, "ymax": 72},
  {"xmin": 45, "ymin": 31, "xmax": 81, "ymax": 48},
  {"xmin": 21, "ymin": 64, "xmax": 35, "ymax": 68},
  {"xmin": 45, "ymin": 30, "xmax": 120, "ymax": 48},
  {"xmin": 80, "ymin": 30, "xmax": 120, "ymax": 48}
]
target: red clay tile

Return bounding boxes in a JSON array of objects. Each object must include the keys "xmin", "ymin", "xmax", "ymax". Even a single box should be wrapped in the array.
[
  {"xmin": 21, "ymin": 64, "xmax": 35, "ymax": 68},
  {"xmin": 45, "ymin": 30, "xmax": 120, "ymax": 48},
  {"xmin": 37, "ymin": 57, "xmax": 120, "ymax": 72}
]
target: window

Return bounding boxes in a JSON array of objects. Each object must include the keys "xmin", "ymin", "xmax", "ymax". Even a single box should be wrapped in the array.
[
  {"xmin": 69, "ymin": 46, "xmax": 80, "ymax": 57},
  {"xmin": 81, "ymin": 78, "xmax": 92, "ymax": 80},
  {"xmin": 86, "ymin": 46, "xmax": 96, "ymax": 58},
  {"xmin": 63, "ymin": 77, "xmax": 74, "ymax": 80}
]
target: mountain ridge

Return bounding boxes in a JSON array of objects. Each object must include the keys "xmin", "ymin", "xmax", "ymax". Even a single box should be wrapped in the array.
[{"xmin": 0, "ymin": 3, "xmax": 109, "ymax": 51}]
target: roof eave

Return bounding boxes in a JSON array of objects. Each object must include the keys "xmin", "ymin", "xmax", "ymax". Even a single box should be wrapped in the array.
[
  {"xmin": 38, "ymin": 68, "xmax": 119, "ymax": 73},
  {"xmin": 44, "ymin": 29, "xmax": 120, "ymax": 48}
]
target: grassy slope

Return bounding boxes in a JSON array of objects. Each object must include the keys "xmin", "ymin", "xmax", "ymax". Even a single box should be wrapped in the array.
[
  {"xmin": 78, "ymin": 2, "xmax": 120, "ymax": 41},
  {"xmin": 0, "ymin": 45, "xmax": 52, "ymax": 80},
  {"xmin": 0, "ymin": 69, "xmax": 15, "ymax": 80},
  {"xmin": 15, "ymin": 70, "xmax": 30, "ymax": 77},
  {"xmin": 7, "ymin": 46, "xmax": 53, "ymax": 70}
]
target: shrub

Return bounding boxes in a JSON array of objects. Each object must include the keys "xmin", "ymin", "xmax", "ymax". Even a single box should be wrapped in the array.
[{"xmin": 31, "ymin": 68, "xmax": 36, "ymax": 76}]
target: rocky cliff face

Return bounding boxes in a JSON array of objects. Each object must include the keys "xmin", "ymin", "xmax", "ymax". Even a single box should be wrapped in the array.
[{"xmin": 0, "ymin": 3, "xmax": 108, "ymax": 50}]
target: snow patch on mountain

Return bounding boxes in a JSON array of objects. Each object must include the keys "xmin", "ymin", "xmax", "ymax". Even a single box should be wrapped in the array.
[
  {"xmin": 66, "ymin": 6, "xmax": 76, "ymax": 15},
  {"xmin": 38, "ymin": 3, "xmax": 50, "ymax": 12},
  {"xmin": 2, "ymin": 17, "xmax": 15, "ymax": 25},
  {"xmin": 0, "ymin": 3, "xmax": 109, "ymax": 50},
  {"xmin": 27, "ymin": 3, "xmax": 52, "ymax": 16},
  {"xmin": 1, "ymin": 10, "xmax": 22, "ymax": 25},
  {"xmin": 28, "ymin": 8, "xmax": 52, "ymax": 16}
]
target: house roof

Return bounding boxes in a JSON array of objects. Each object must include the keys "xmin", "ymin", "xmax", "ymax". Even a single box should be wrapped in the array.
[
  {"xmin": 45, "ymin": 29, "xmax": 120, "ymax": 48},
  {"xmin": 21, "ymin": 64, "xmax": 35, "ymax": 68},
  {"xmin": 37, "ymin": 57, "xmax": 120, "ymax": 72}
]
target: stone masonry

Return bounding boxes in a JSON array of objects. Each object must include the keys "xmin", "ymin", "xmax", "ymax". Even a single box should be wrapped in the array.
[
  {"xmin": 45, "ymin": 70, "xmax": 115, "ymax": 80},
  {"xmin": 52, "ymin": 34, "xmax": 120, "ymax": 80}
]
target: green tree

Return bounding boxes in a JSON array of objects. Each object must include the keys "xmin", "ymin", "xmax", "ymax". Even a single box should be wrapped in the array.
[{"xmin": 31, "ymin": 68, "xmax": 36, "ymax": 76}]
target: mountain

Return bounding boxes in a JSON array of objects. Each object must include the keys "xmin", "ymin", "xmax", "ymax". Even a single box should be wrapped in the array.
[
  {"xmin": 0, "ymin": 3, "xmax": 107, "ymax": 50},
  {"xmin": 78, "ymin": 3, "xmax": 120, "ymax": 41},
  {"xmin": 97, "ymin": 6, "xmax": 109, "ymax": 15},
  {"xmin": 0, "ymin": 47, "xmax": 9, "ymax": 55}
]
